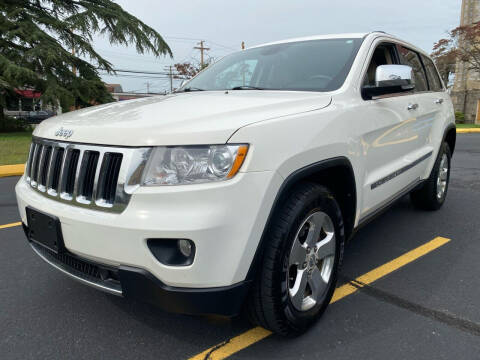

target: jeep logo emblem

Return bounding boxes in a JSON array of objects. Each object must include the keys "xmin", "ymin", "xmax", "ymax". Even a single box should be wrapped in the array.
[{"xmin": 54, "ymin": 127, "xmax": 74, "ymax": 139}]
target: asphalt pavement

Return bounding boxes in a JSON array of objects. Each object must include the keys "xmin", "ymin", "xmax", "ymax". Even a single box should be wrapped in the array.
[{"xmin": 1, "ymin": 134, "xmax": 480, "ymax": 360}]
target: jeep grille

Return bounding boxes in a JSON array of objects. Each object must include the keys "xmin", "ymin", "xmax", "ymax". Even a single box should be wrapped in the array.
[{"xmin": 25, "ymin": 137, "xmax": 151, "ymax": 213}]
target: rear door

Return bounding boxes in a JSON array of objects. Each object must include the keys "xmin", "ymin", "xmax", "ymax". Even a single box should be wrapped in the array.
[{"xmin": 418, "ymin": 53, "xmax": 449, "ymax": 166}]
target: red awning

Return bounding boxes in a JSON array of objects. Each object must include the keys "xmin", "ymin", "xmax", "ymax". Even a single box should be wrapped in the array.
[{"xmin": 14, "ymin": 89, "xmax": 42, "ymax": 99}]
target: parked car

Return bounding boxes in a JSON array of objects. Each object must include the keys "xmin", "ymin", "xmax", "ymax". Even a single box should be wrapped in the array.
[
  {"xmin": 26, "ymin": 110, "xmax": 56, "ymax": 124},
  {"xmin": 16, "ymin": 32, "xmax": 455, "ymax": 335}
]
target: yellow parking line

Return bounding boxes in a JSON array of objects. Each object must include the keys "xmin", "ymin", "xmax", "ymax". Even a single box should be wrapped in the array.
[
  {"xmin": 189, "ymin": 236, "xmax": 450, "ymax": 360},
  {"xmin": 0, "ymin": 222, "xmax": 22, "ymax": 230}
]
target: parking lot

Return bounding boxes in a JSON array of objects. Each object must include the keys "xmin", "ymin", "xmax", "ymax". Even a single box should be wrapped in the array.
[{"xmin": 1, "ymin": 134, "xmax": 479, "ymax": 360}]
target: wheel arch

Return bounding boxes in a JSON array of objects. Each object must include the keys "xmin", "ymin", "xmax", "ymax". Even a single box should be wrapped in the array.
[
  {"xmin": 443, "ymin": 123, "xmax": 456, "ymax": 155},
  {"xmin": 246, "ymin": 157, "xmax": 357, "ymax": 280}
]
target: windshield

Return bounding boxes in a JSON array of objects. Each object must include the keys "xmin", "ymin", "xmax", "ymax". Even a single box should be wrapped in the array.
[{"xmin": 179, "ymin": 38, "xmax": 363, "ymax": 92}]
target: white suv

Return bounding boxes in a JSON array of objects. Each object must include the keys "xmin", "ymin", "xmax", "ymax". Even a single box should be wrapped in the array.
[{"xmin": 16, "ymin": 32, "xmax": 456, "ymax": 335}]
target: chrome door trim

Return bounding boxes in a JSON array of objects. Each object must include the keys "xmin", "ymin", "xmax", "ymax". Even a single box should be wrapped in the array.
[{"xmin": 370, "ymin": 151, "xmax": 432, "ymax": 190}]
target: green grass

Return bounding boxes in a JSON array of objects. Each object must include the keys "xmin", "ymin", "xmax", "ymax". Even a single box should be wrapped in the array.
[
  {"xmin": 0, "ymin": 131, "xmax": 33, "ymax": 165},
  {"xmin": 456, "ymin": 123, "xmax": 480, "ymax": 128}
]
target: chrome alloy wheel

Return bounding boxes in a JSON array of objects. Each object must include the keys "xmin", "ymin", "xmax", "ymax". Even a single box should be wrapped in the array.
[
  {"xmin": 287, "ymin": 211, "xmax": 336, "ymax": 312},
  {"xmin": 436, "ymin": 153, "xmax": 449, "ymax": 199}
]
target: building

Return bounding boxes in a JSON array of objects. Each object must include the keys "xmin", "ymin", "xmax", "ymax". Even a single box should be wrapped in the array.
[
  {"xmin": 3, "ymin": 88, "xmax": 59, "ymax": 119},
  {"xmin": 451, "ymin": 0, "xmax": 480, "ymax": 124},
  {"xmin": 105, "ymin": 83, "xmax": 123, "ymax": 93}
]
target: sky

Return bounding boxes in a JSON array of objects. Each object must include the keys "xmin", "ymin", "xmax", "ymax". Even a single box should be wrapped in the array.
[{"xmin": 96, "ymin": 0, "xmax": 462, "ymax": 93}]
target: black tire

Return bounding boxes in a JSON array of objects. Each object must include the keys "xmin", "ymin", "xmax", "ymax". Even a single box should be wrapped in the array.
[
  {"xmin": 246, "ymin": 182, "xmax": 345, "ymax": 336},
  {"xmin": 410, "ymin": 142, "xmax": 451, "ymax": 211}
]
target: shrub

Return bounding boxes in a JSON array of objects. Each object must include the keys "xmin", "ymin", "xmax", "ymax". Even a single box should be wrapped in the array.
[
  {"xmin": 455, "ymin": 111, "xmax": 465, "ymax": 123},
  {"xmin": 0, "ymin": 115, "xmax": 32, "ymax": 132}
]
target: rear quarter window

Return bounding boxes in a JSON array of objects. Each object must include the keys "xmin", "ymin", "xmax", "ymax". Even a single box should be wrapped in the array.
[{"xmin": 421, "ymin": 54, "xmax": 443, "ymax": 92}]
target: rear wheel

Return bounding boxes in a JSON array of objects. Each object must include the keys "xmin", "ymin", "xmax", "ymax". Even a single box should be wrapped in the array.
[
  {"xmin": 247, "ymin": 183, "xmax": 344, "ymax": 336},
  {"xmin": 410, "ymin": 142, "xmax": 451, "ymax": 210}
]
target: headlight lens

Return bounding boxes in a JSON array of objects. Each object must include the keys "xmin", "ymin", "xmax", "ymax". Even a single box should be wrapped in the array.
[{"xmin": 141, "ymin": 144, "xmax": 248, "ymax": 186}]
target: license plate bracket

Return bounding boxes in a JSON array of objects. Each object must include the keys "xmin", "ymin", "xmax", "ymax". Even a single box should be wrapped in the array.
[{"xmin": 26, "ymin": 207, "xmax": 65, "ymax": 254}]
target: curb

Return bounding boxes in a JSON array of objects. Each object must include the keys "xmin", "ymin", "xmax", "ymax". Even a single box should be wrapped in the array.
[
  {"xmin": 457, "ymin": 128, "xmax": 480, "ymax": 133},
  {"xmin": 0, "ymin": 164, "xmax": 25, "ymax": 178}
]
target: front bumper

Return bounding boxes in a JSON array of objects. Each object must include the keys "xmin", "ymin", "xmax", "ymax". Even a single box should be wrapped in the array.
[
  {"xmin": 16, "ymin": 170, "xmax": 282, "ymax": 289},
  {"xmin": 24, "ymin": 224, "xmax": 250, "ymax": 316}
]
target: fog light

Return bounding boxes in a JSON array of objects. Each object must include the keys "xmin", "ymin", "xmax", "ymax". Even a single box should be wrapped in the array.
[
  {"xmin": 178, "ymin": 239, "xmax": 193, "ymax": 258},
  {"xmin": 147, "ymin": 238, "xmax": 196, "ymax": 266}
]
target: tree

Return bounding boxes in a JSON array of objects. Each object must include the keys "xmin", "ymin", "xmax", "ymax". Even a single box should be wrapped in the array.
[
  {"xmin": 0, "ymin": 0, "xmax": 172, "ymax": 119},
  {"xmin": 173, "ymin": 62, "xmax": 203, "ymax": 79},
  {"xmin": 431, "ymin": 41, "xmax": 457, "ymax": 86},
  {"xmin": 432, "ymin": 21, "xmax": 480, "ymax": 86},
  {"xmin": 174, "ymin": 59, "xmax": 211, "ymax": 80}
]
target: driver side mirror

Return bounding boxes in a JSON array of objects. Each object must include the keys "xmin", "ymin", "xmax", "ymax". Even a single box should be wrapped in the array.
[{"xmin": 362, "ymin": 65, "xmax": 415, "ymax": 99}]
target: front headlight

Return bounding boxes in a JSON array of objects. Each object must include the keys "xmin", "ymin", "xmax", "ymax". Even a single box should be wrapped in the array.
[{"xmin": 141, "ymin": 144, "xmax": 248, "ymax": 186}]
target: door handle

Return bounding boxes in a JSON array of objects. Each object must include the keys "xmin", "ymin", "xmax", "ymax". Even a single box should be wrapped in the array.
[
  {"xmin": 407, "ymin": 103, "xmax": 419, "ymax": 110},
  {"xmin": 435, "ymin": 98, "xmax": 444, "ymax": 104}
]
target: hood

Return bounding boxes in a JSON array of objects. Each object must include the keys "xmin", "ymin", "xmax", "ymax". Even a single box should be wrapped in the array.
[{"xmin": 34, "ymin": 91, "xmax": 332, "ymax": 146}]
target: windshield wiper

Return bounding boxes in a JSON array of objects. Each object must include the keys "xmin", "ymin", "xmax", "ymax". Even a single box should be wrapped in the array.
[
  {"xmin": 176, "ymin": 87, "xmax": 205, "ymax": 93},
  {"xmin": 229, "ymin": 85, "xmax": 265, "ymax": 90}
]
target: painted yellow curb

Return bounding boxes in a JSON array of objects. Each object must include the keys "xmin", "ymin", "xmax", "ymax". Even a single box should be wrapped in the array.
[
  {"xmin": 0, "ymin": 164, "xmax": 25, "ymax": 178},
  {"xmin": 457, "ymin": 128, "xmax": 480, "ymax": 133}
]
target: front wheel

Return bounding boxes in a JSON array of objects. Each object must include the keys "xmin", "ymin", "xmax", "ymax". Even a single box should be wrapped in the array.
[
  {"xmin": 246, "ymin": 183, "xmax": 345, "ymax": 336},
  {"xmin": 410, "ymin": 142, "xmax": 451, "ymax": 210}
]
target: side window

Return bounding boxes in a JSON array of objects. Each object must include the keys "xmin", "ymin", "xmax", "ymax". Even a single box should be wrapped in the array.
[
  {"xmin": 420, "ymin": 54, "xmax": 443, "ymax": 92},
  {"xmin": 363, "ymin": 43, "xmax": 399, "ymax": 87},
  {"xmin": 397, "ymin": 46, "xmax": 428, "ymax": 92}
]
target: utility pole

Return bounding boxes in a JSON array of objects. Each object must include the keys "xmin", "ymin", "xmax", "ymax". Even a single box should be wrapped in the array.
[
  {"xmin": 194, "ymin": 40, "xmax": 210, "ymax": 68},
  {"xmin": 144, "ymin": 82, "xmax": 150, "ymax": 93},
  {"xmin": 164, "ymin": 65, "xmax": 174, "ymax": 93}
]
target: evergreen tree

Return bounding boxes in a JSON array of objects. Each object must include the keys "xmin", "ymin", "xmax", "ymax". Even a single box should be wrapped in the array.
[{"xmin": 0, "ymin": 0, "xmax": 172, "ymax": 118}]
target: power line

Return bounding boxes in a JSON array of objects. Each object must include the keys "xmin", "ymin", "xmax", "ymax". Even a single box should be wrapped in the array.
[
  {"xmin": 99, "ymin": 73, "xmax": 187, "ymax": 80},
  {"xmin": 165, "ymin": 36, "xmax": 237, "ymax": 51},
  {"xmin": 99, "ymin": 67, "xmax": 182, "ymax": 76},
  {"xmin": 207, "ymin": 40, "xmax": 237, "ymax": 51}
]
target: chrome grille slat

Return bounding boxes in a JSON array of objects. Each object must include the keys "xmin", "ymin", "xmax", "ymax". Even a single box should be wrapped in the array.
[
  {"xmin": 36, "ymin": 145, "xmax": 46, "ymax": 187},
  {"xmin": 48, "ymin": 147, "xmax": 65, "ymax": 195},
  {"xmin": 25, "ymin": 137, "xmax": 150, "ymax": 213},
  {"xmin": 56, "ymin": 144, "xmax": 70, "ymax": 198},
  {"xmin": 72, "ymin": 149, "xmax": 84, "ymax": 199},
  {"xmin": 30, "ymin": 143, "xmax": 42, "ymax": 187},
  {"xmin": 77, "ymin": 151, "xmax": 100, "ymax": 203},
  {"xmin": 61, "ymin": 149, "xmax": 81, "ymax": 200},
  {"xmin": 38, "ymin": 146, "xmax": 52, "ymax": 191},
  {"xmin": 25, "ymin": 143, "xmax": 35, "ymax": 180},
  {"xmin": 91, "ymin": 149, "xmax": 105, "ymax": 203},
  {"xmin": 46, "ymin": 147, "xmax": 59, "ymax": 192},
  {"xmin": 44, "ymin": 146, "xmax": 56, "ymax": 190}
]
